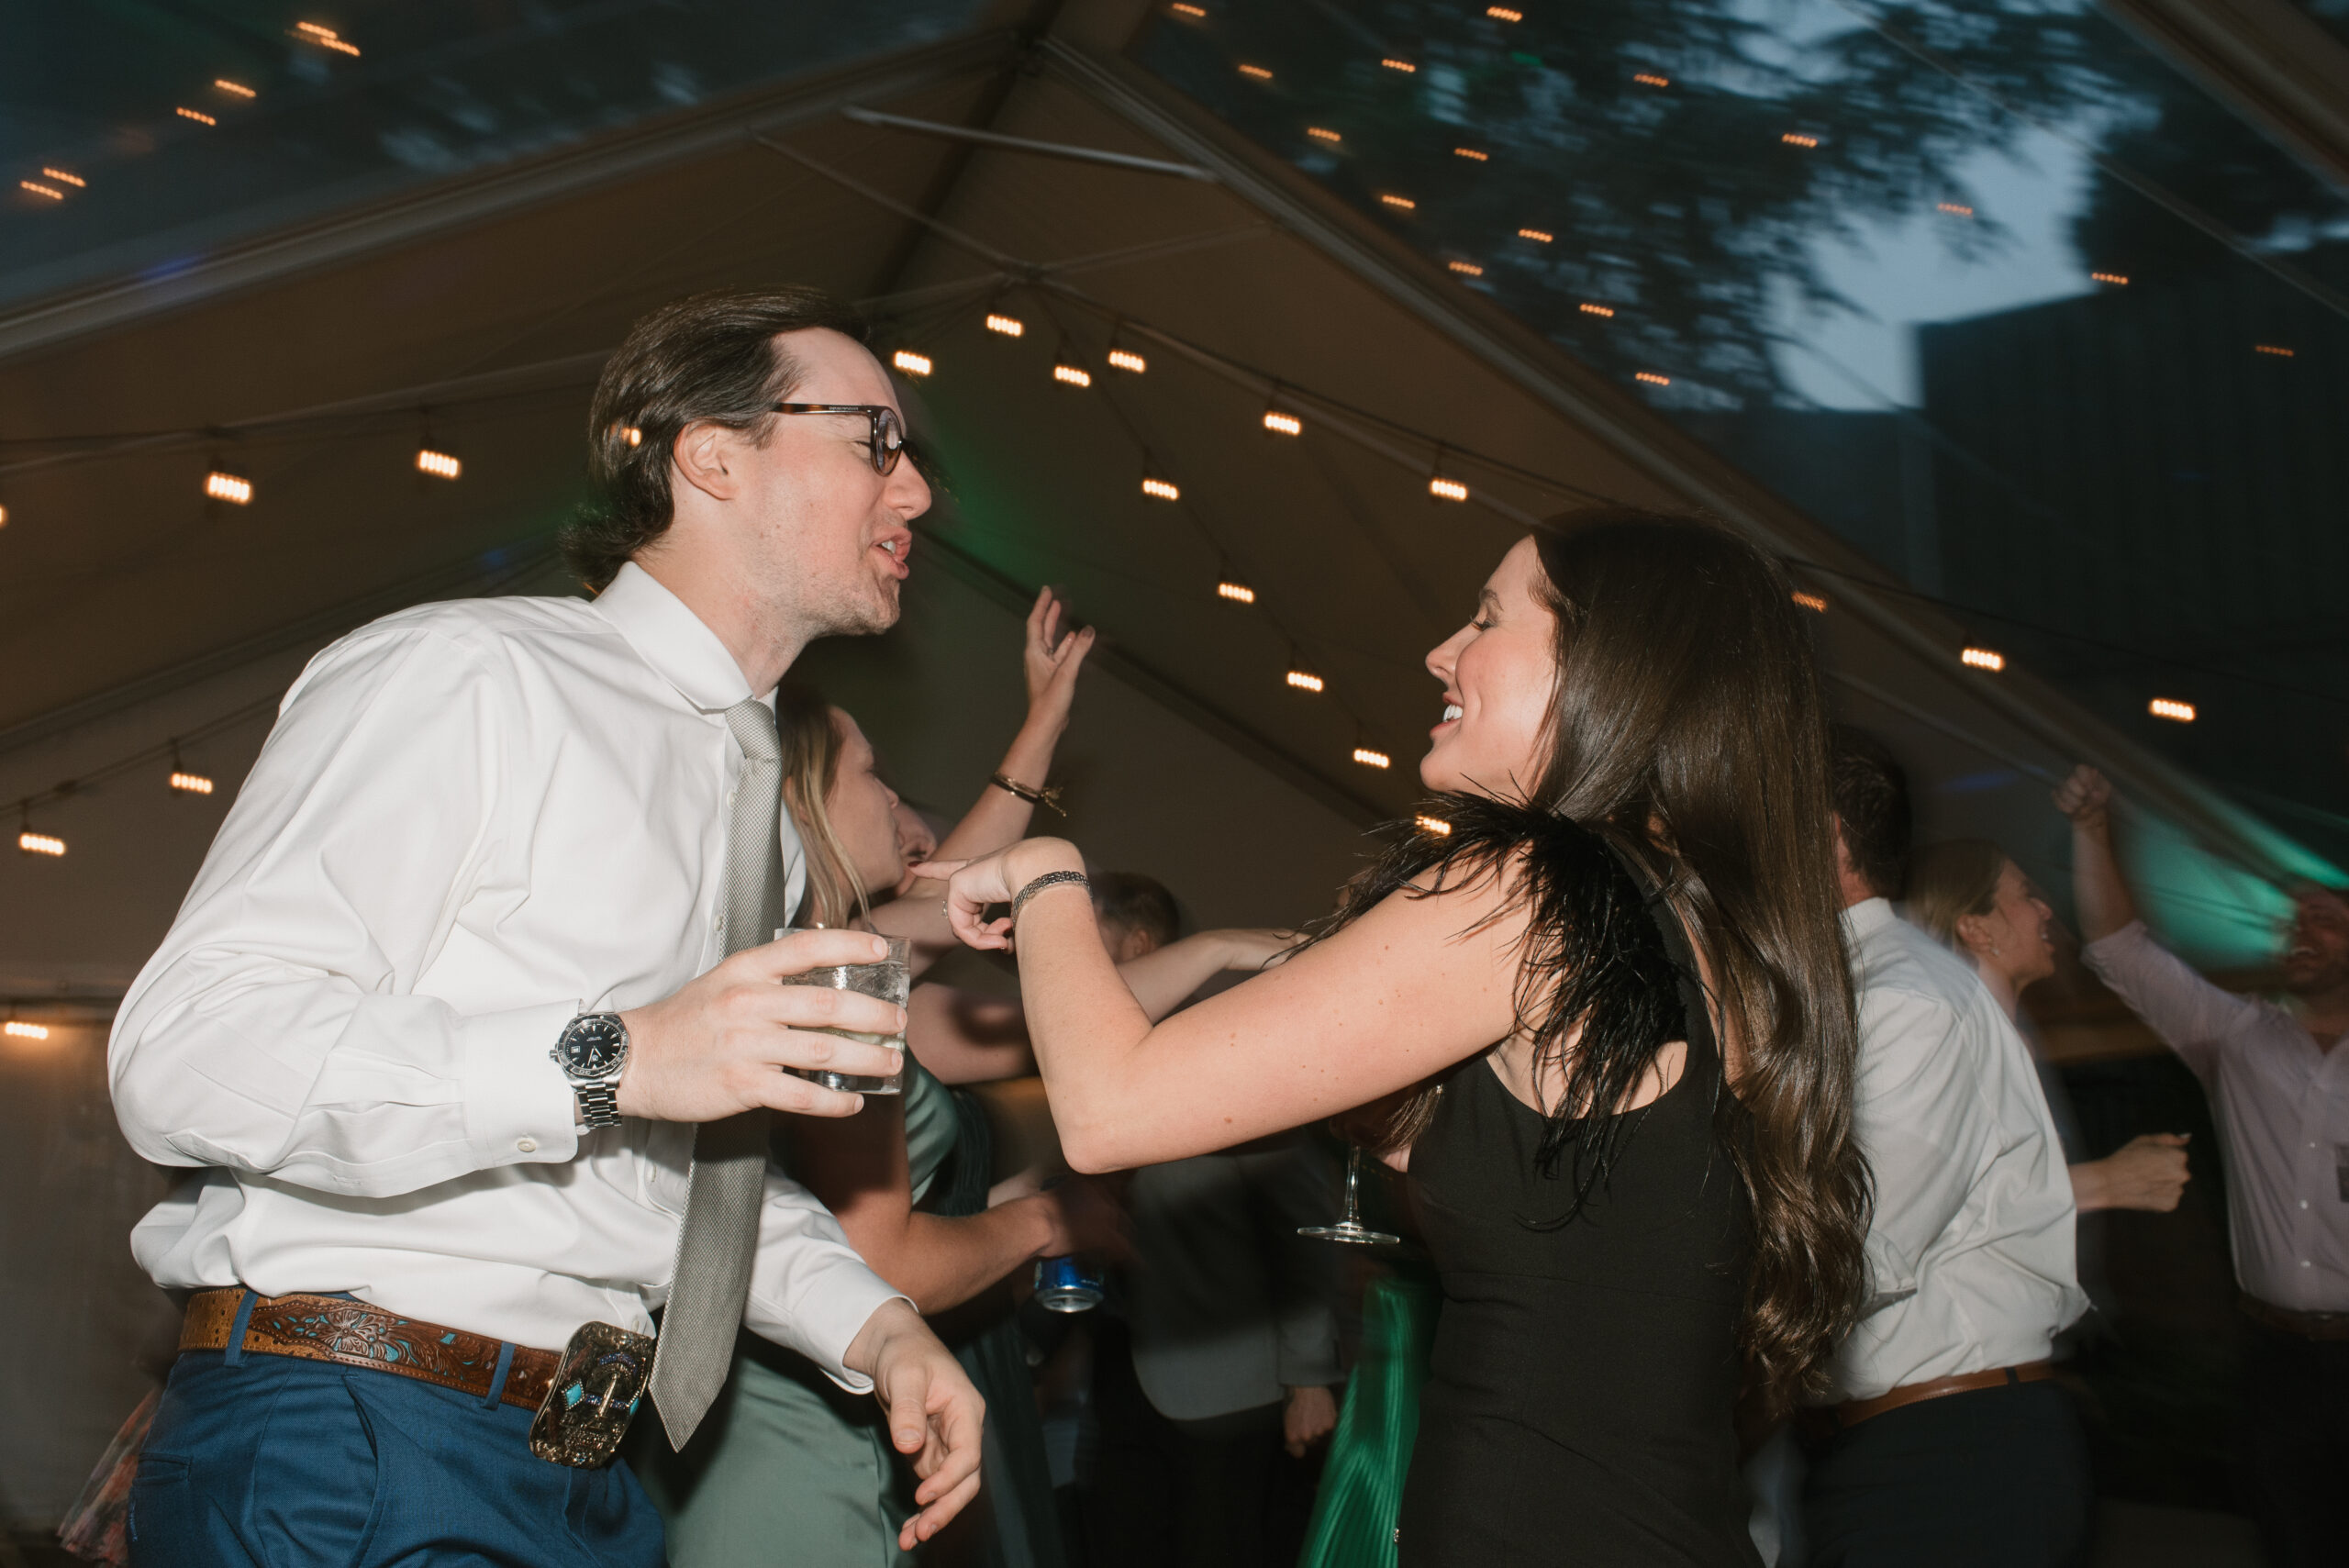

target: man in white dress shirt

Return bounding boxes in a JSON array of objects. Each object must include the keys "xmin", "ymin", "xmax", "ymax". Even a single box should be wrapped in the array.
[
  {"xmin": 1800, "ymin": 728, "xmax": 2090, "ymax": 1566},
  {"xmin": 108, "ymin": 289, "xmax": 983, "ymax": 1565},
  {"xmin": 2056, "ymin": 764, "xmax": 2349, "ymax": 1568}
]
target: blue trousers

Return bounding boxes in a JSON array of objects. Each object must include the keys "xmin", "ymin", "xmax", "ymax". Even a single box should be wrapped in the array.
[{"xmin": 128, "ymin": 1348, "xmax": 668, "ymax": 1567}]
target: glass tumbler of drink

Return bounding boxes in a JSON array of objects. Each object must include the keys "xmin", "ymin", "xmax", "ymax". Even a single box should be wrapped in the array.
[{"xmin": 776, "ymin": 929, "xmax": 909, "ymax": 1095}]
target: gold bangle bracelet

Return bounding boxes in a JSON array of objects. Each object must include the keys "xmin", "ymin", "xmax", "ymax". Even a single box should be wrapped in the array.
[{"xmin": 989, "ymin": 771, "xmax": 1067, "ymax": 817}]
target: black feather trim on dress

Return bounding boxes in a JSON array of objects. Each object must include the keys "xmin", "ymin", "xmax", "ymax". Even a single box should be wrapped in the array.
[{"xmin": 1322, "ymin": 793, "xmax": 1693, "ymax": 1225}]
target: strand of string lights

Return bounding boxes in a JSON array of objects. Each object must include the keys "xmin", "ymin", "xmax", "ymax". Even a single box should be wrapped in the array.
[
  {"xmin": 1017, "ymin": 292, "xmax": 1402, "ymax": 771},
  {"xmin": 10, "ymin": 695, "xmax": 282, "ymax": 858}
]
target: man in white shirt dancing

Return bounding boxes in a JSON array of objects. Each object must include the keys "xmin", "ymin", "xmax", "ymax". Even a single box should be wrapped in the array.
[
  {"xmin": 1803, "ymin": 728, "xmax": 2090, "ymax": 1566},
  {"xmin": 109, "ymin": 288, "xmax": 984, "ymax": 1565},
  {"xmin": 2057, "ymin": 763, "xmax": 2349, "ymax": 1568}
]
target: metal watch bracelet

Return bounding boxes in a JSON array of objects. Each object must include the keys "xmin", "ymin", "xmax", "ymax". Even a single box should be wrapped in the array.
[{"xmin": 573, "ymin": 1081, "xmax": 621, "ymax": 1129}]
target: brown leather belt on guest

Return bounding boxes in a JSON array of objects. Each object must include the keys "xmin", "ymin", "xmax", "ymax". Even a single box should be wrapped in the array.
[
  {"xmin": 179, "ymin": 1288, "xmax": 562, "ymax": 1412},
  {"xmin": 2239, "ymin": 1292, "xmax": 2349, "ymax": 1341},
  {"xmin": 1812, "ymin": 1360, "xmax": 2057, "ymax": 1433}
]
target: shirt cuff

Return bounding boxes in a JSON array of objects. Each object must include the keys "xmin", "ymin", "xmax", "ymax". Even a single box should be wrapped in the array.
[
  {"xmin": 743, "ymin": 1172, "xmax": 914, "ymax": 1394},
  {"xmin": 458, "ymin": 999, "xmax": 584, "ymax": 1169}
]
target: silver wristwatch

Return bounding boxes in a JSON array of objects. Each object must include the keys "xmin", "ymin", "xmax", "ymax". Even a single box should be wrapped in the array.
[{"xmin": 551, "ymin": 1013, "xmax": 629, "ymax": 1130}]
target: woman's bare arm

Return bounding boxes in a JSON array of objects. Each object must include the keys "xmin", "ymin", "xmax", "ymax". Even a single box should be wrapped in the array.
[
  {"xmin": 906, "ymin": 930, "xmax": 1302, "ymax": 1086},
  {"xmin": 948, "ymin": 840, "xmax": 1528, "ymax": 1172},
  {"xmin": 789, "ymin": 1095, "xmax": 1108, "ymax": 1314},
  {"xmin": 874, "ymin": 590, "xmax": 1093, "ymax": 966}
]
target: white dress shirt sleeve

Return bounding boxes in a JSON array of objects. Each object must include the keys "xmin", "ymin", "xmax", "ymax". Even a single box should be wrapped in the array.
[
  {"xmin": 2081, "ymin": 921, "xmax": 2254, "ymax": 1084},
  {"xmin": 109, "ymin": 627, "xmax": 582, "ymax": 1197},
  {"xmin": 1851, "ymin": 984, "xmax": 1989, "ymax": 1309},
  {"xmin": 743, "ymin": 1163, "xmax": 911, "ymax": 1392},
  {"xmin": 1243, "ymin": 1140, "xmax": 1345, "ymax": 1390}
]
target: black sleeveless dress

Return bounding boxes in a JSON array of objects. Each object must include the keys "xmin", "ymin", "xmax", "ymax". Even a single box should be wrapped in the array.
[{"xmin": 1399, "ymin": 877, "xmax": 1761, "ymax": 1567}]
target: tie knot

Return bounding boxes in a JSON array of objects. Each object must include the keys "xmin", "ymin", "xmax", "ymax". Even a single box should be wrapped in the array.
[{"xmin": 725, "ymin": 697, "xmax": 782, "ymax": 763}]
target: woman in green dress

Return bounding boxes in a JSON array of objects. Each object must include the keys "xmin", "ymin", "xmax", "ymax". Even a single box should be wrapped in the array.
[{"xmin": 640, "ymin": 594, "xmax": 1287, "ymax": 1565}]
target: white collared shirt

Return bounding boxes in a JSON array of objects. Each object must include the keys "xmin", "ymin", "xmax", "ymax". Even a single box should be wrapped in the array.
[
  {"xmin": 109, "ymin": 563, "xmax": 903, "ymax": 1383},
  {"xmin": 1824, "ymin": 898, "xmax": 2087, "ymax": 1403},
  {"xmin": 2084, "ymin": 922, "xmax": 2349, "ymax": 1312}
]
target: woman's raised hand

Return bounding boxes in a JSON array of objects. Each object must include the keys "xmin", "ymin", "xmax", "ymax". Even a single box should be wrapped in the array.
[
  {"xmin": 917, "ymin": 839, "xmax": 1085, "ymax": 952},
  {"xmin": 1021, "ymin": 587, "xmax": 1097, "ymax": 737}
]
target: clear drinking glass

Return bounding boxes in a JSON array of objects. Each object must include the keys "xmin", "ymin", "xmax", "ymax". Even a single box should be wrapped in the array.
[
  {"xmin": 1298, "ymin": 1145, "xmax": 1402, "ymax": 1246},
  {"xmin": 777, "ymin": 929, "xmax": 908, "ymax": 1095}
]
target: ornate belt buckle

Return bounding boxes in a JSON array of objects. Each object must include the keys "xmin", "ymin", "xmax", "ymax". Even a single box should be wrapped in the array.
[{"xmin": 529, "ymin": 1321, "xmax": 655, "ymax": 1467}]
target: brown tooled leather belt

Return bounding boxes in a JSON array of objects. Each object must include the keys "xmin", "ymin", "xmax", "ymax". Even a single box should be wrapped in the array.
[
  {"xmin": 1810, "ymin": 1359, "xmax": 2057, "ymax": 1433},
  {"xmin": 179, "ymin": 1288, "xmax": 562, "ymax": 1412}
]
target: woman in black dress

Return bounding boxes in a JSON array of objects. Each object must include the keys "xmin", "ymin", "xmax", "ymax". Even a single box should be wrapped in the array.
[{"xmin": 929, "ymin": 509, "xmax": 1872, "ymax": 1564}]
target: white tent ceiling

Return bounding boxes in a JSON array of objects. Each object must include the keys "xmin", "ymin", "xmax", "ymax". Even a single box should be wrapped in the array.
[{"xmin": 0, "ymin": 0, "xmax": 2330, "ymax": 998}]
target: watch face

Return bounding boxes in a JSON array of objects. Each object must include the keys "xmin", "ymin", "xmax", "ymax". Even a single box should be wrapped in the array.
[{"xmin": 560, "ymin": 1016, "xmax": 627, "ymax": 1078}]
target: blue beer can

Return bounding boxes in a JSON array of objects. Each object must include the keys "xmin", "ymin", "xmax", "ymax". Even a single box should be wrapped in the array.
[{"xmin": 1033, "ymin": 1255, "xmax": 1105, "ymax": 1313}]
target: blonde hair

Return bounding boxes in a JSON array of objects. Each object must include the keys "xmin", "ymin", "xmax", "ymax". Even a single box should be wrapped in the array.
[
  {"xmin": 1903, "ymin": 839, "xmax": 2008, "ymax": 957},
  {"xmin": 774, "ymin": 682, "xmax": 872, "ymax": 929}
]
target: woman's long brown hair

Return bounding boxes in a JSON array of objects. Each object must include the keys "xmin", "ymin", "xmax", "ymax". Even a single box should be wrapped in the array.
[{"xmin": 1344, "ymin": 507, "xmax": 1870, "ymax": 1415}]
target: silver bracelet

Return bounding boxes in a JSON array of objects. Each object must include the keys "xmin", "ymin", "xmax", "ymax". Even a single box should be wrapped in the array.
[{"xmin": 1010, "ymin": 869, "xmax": 1091, "ymax": 927}]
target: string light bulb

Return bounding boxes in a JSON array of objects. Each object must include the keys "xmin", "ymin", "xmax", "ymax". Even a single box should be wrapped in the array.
[
  {"xmin": 1580, "ymin": 303, "xmax": 1615, "ymax": 317},
  {"xmin": 1429, "ymin": 475, "xmax": 1469, "ymax": 502},
  {"xmin": 622, "ymin": 426, "xmax": 643, "ymax": 447},
  {"xmin": 1449, "ymin": 261, "xmax": 1485, "ymax": 277},
  {"xmin": 1141, "ymin": 476, "xmax": 1180, "ymax": 502},
  {"xmin": 1634, "ymin": 371, "xmax": 1670, "ymax": 386},
  {"xmin": 2149, "ymin": 697, "xmax": 2197, "ymax": 723},
  {"xmin": 891, "ymin": 350, "xmax": 932, "ymax": 377},
  {"xmin": 0, "ymin": 503, "xmax": 9, "ymax": 528},
  {"xmin": 3, "ymin": 1020, "xmax": 50, "ymax": 1041},
  {"xmin": 1518, "ymin": 228, "xmax": 1553, "ymax": 242},
  {"xmin": 2091, "ymin": 272, "xmax": 2128, "ymax": 285},
  {"xmin": 1486, "ymin": 6, "xmax": 1523, "ymax": 18},
  {"xmin": 215, "ymin": 79, "xmax": 256, "ymax": 98},
  {"xmin": 1107, "ymin": 348, "xmax": 1147, "ymax": 374},
  {"xmin": 2254, "ymin": 344, "xmax": 2294, "ymax": 358},
  {"xmin": 1936, "ymin": 202, "xmax": 1975, "ymax": 217},
  {"xmin": 1633, "ymin": 72, "xmax": 1671, "ymax": 87},
  {"xmin": 168, "ymin": 742, "xmax": 214, "ymax": 795},
  {"xmin": 19, "ymin": 181, "xmax": 64, "ymax": 200},
  {"xmin": 1286, "ymin": 669, "xmax": 1325, "ymax": 694},
  {"xmin": 295, "ymin": 21, "xmax": 361, "ymax": 54},
  {"xmin": 41, "ymin": 169, "xmax": 85, "ymax": 188},
  {"xmin": 1781, "ymin": 132, "xmax": 1819, "ymax": 147},
  {"xmin": 1381, "ymin": 58, "xmax": 1418, "ymax": 72},
  {"xmin": 1960, "ymin": 646, "xmax": 2005, "ymax": 672},
  {"xmin": 984, "ymin": 313, "xmax": 1025, "ymax": 338},
  {"xmin": 1791, "ymin": 591, "xmax": 1829, "ymax": 613},
  {"xmin": 1263, "ymin": 409, "xmax": 1302, "ymax": 437},
  {"xmin": 1052, "ymin": 361, "xmax": 1093, "ymax": 388},
  {"xmin": 1172, "ymin": 2, "xmax": 1206, "ymax": 13},
  {"xmin": 1307, "ymin": 127, "xmax": 1341, "ymax": 144},
  {"xmin": 1453, "ymin": 147, "xmax": 1489, "ymax": 162},
  {"xmin": 205, "ymin": 470, "xmax": 252, "ymax": 506},
  {"xmin": 1353, "ymin": 746, "xmax": 1392, "ymax": 770},
  {"xmin": 1216, "ymin": 578, "xmax": 1256, "ymax": 605},
  {"xmin": 1380, "ymin": 194, "xmax": 1416, "ymax": 210},
  {"xmin": 1239, "ymin": 64, "xmax": 1273, "ymax": 80},
  {"xmin": 416, "ymin": 449, "xmax": 461, "ymax": 480},
  {"xmin": 18, "ymin": 829, "xmax": 64, "ymax": 857},
  {"xmin": 176, "ymin": 107, "xmax": 217, "ymax": 126},
  {"xmin": 1415, "ymin": 814, "xmax": 1453, "ymax": 838}
]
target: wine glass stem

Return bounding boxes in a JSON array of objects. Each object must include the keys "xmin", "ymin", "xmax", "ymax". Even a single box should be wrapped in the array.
[{"xmin": 1340, "ymin": 1149, "xmax": 1364, "ymax": 1226}]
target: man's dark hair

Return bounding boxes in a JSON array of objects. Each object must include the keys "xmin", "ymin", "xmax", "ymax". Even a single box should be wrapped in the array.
[
  {"xmin": 1092, "ymin": 871, "xmax": 1180, "ymax": 951},
  {"xmin": 563, "ymin": 286, "xmax": 870, "ymax": 592},
  {"xmin": 1829, "ymin": 724, "xmax": 1911, "ymax": 899}
]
